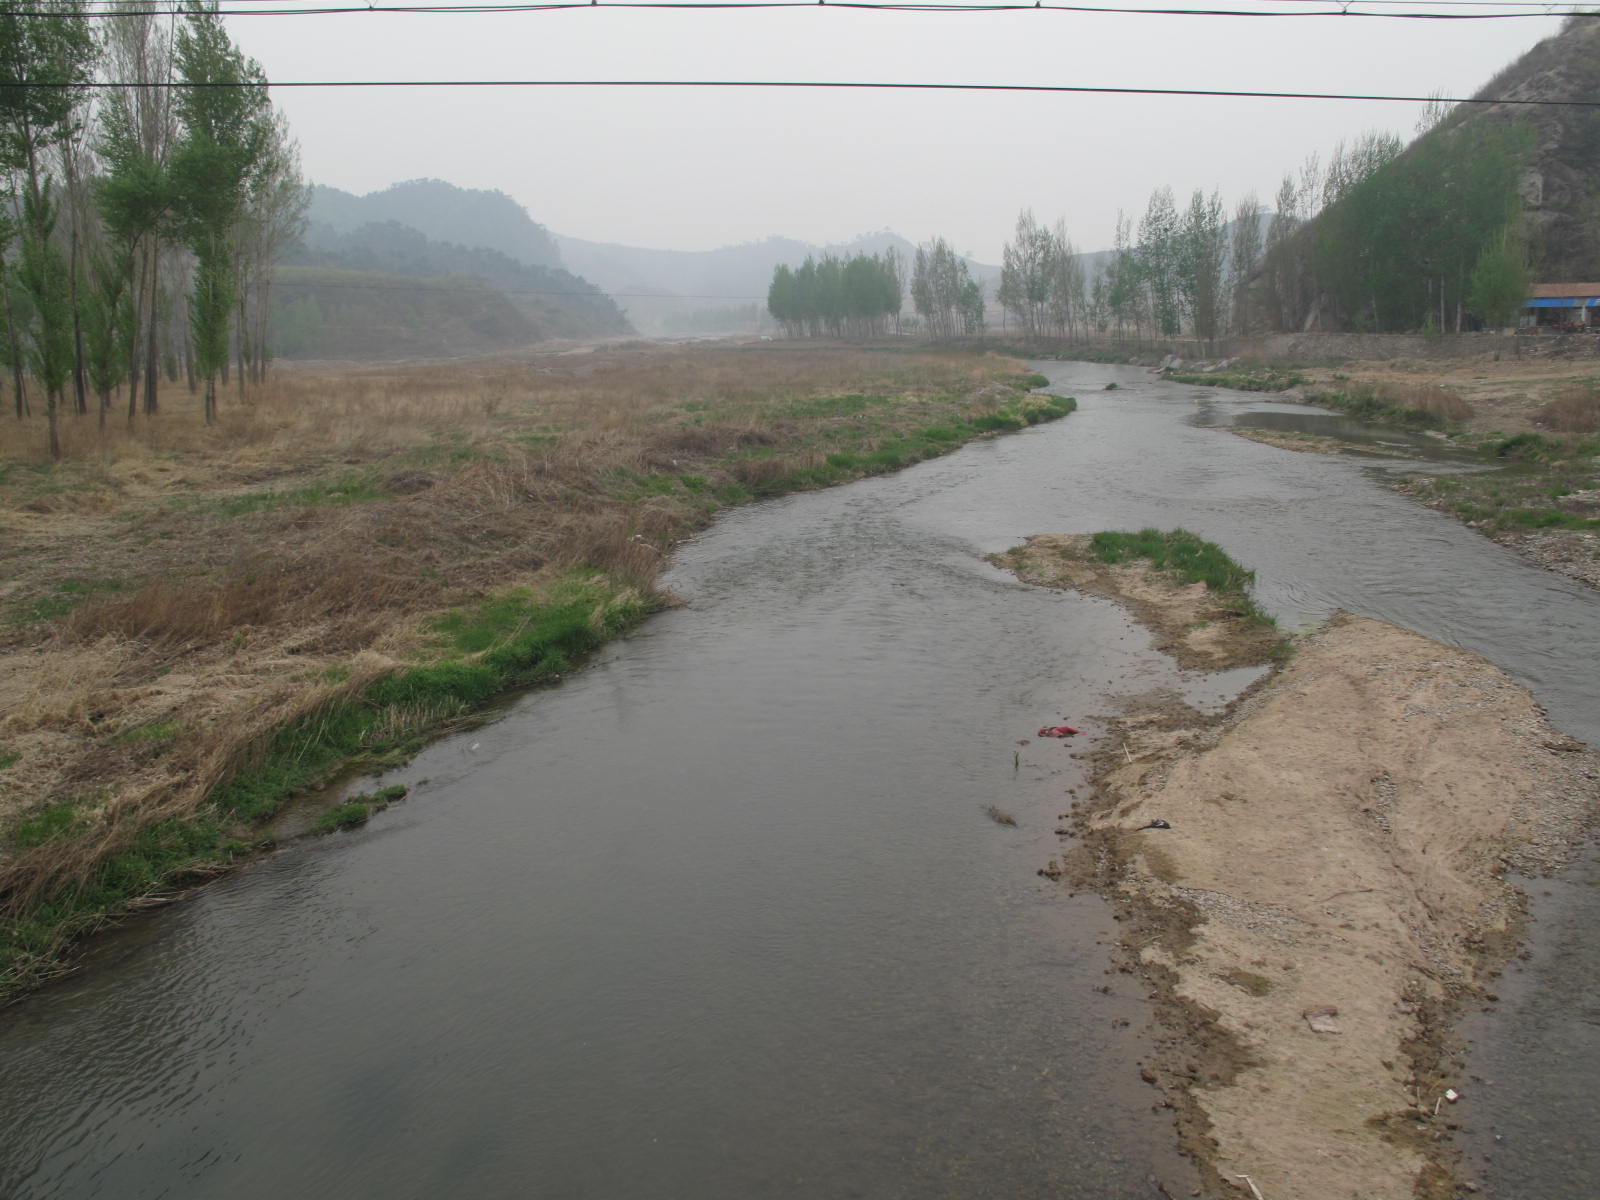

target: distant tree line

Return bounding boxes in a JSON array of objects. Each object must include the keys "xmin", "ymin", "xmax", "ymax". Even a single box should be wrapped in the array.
[
  {"xmin": 2, "ymin": 1, "xmax": 307, "ymax": 457},
  {"xmin": 772, "ymin": 107, "xmax": 1535, "ymax": 346},
  {"xmin": 1097, "ymin": 112, "xmax": 1534, "ymax": 341},
  {"xmin": 767, "ymin": 251, "xmax": 903, "ymax": 337}
]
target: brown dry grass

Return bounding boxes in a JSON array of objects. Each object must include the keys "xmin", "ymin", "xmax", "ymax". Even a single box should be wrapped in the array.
[
  {"xmin": 0, "ymin": 340, "xmax": 1040, "ymax": 939},
  {"xmin": 1535, "ymin": 378, "xmax": 1600, "ymax": 431},
  {"xmin": 1382, "ymin": 381, "xmax": 1473, "ymax": 421}
]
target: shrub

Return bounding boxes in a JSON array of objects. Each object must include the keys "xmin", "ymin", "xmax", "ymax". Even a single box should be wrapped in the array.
[{"xmin": 1535, "ymin": 380, "xmax": 1600, "ymax": 432}]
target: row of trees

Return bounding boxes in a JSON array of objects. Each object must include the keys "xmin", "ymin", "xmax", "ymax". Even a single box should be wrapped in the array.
[
  {"xmin": 909, "ymin": 237, "xmax": 983, "ymax": 339},
  {"xmin": 1003, "ymin": 111, "xmax": 1531, "ymax": 344},
  {"xmin": 766, "ymin": 108, "xmax": 1534, "ymax": 346},
  {"xmin": 765, "ymin": 240, "xmax": 985, "ymax": 341},
  {"xmin": 766, "ymin": 251, "xmax": 903, "ymax": 337},
  {"xmin": 2, "ymin": 1, "xmax": 306, "ymax": 457},
  {"xmin": 1092, "ymin": 187, "xmax": 1233, "ymax": 345},
  {"xmin": 996, "ymin": 210, "xmax": 1085, "ymax": 341}
]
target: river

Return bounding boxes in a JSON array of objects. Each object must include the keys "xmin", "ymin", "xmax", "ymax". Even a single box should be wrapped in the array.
[{"xmin": 0, "ymin": 360, "xmax": 1595, "ymax": 1199}]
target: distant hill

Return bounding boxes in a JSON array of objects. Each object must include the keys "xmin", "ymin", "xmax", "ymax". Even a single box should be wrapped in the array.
[
  {"xmin": 269, "ymin": 267, "xmax": 539, "ymax": 361},
  {"xmin": 309, "ymin": 180, "xmax": 562, "ymax": 269},
  {"xmin": 290, "ymin": 219, "xmax": 632, "ymax": 343}
]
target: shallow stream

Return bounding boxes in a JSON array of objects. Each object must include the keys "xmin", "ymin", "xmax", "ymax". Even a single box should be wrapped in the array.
[{"xmin": 1, "ymin": 362, "xmax": 1595, "ymax": 1198}]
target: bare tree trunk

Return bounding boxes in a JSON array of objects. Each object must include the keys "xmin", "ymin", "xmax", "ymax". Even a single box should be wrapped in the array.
[
  {"xmin": 143, "ymin": 240, "xmax": 160, "ymax": 414},
  {"xmin": 2, "ymin": 265, "xmax": 28, "ymax": 419},
  {"xmin": 47, "ymin": 387, "xmax": 60, "ymax": 460}
]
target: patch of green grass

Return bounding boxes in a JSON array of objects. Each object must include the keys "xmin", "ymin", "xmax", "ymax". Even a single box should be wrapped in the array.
[
  {"xmin": 9, "ymin": 576, "xmax": 129, "ymax": 626},
  {"xmin": 212, "ymin": 577, "xmax": 654, "ymax": 823},
  {"xmin": 2, "ymin": 814, "xmax": 244, "ymax": 995},
  {"xmin": 11, "ymin": 801, "xmax": 86, "ymax": 850},
  {"xmin": 0, "ymin": 748, "xmax": 18, "ymax": 771},
  {"xmin": 107, "ymin": 720, "xmax": 180, "ymax": 747},
  {"xmin": 784, "ymin": 392, "xmax": 889, "ymax": 418},
  {"xmin": 192, "ymin": 472, "xmax": 388, "ymax": 519},
  {"xmin": 1169, "ymin": 368, "xmax": 1308, "ymax": 392},
  {"xmin": 1087, "ymin": 527, "xmax": 1275, "ymax": 629},
  {"xmin": 314, "ymin": 801, "xmax": 372, "ymax": 832},
  {"xmin": 1404, "ymin": 429, "xmax": 1600, "ymax": 536}
]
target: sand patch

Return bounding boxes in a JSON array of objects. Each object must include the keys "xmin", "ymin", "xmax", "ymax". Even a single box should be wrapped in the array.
[{"xmin": 1062, "ymin": 614, "xmax": 1599, "ymax": 1199}]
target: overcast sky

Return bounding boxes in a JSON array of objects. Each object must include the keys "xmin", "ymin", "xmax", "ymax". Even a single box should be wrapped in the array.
[{"xmin": 224, "ymin": 2, "xmax": 1571, "ymax": 261}]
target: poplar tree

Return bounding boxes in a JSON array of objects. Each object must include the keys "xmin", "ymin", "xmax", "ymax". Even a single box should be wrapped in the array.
[
  {"xmin": 1137, "ymin": 188, "xmax": 1182, "ymax": 337},
  {"xmin": 1228, "ymin": 194, "xmax": 1262, "ymax": 334},
  {"xmin": 0, "ymin": 0, "xmax": 97, "ymax": 457},
  {"xmin": 1178, "ymin": 189, "xmax": 1228, "ymax": 348},
  {"xmin": 170, "ymin": 3, "xmax": 269, "ymax": 425}
]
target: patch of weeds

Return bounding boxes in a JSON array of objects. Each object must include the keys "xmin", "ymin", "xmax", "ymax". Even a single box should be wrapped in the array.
[
  {"xmin": 315, "ymin": 801, "xmax": 373, "ymax": 833},
  {"xmin": 107, "ymin": 720, "xmax": 180, "ymax": 747},
  {"xmin": 2, "ymin": 814, "xmax": 245, "ymax": 996},
  {"xmin": 0, "ymin": 748, "xmax": 18, "ymax": 771},
  {"xmin": 1104, "ymin": 382, "xmax": 1120, "ymax": 390},
  {"xmin": 1089, "ymin": 528, "xmax": 1276, "ymax": 629},
  {"xmin": 211, "ymin": 472, "xmax": 386, "ymax": 518},
  {"xmin": 1169, "ymin": 368, "xmax": 1307, "ymax": 392},
  {"xmin": 1302, "ymin": 382, "xmax": 1468, "ymax": 430},
  {"xmin": 212, "ymin": 577, "xmax": 654, "ymax": 823},
  {"xmin": 10, "ymin": 576, "xmax": 129, "ymax": 626},
  {"xmin": 785, "ymin": 392, "xmax": 887, "ymax": 419},
  {"xmin": 11, "ymin": 801, "xmax": 86, "ymax": 849}
]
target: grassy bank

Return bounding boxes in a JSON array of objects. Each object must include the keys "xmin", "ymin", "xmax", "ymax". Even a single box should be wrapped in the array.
[
  {"xmin": 0, "ymin": 342, "xmax": 1074, "ymax": 998},
  {"xmin": 1400, "ymin": 431, "xmax": 1600, "ymax": 536},
  {"xmin": 1166, "ymin": 366, "xmax": 1308, "ymax": 392},
  {"xmin": 1299, "ymin": 380, "xmax": 1472, "ymax": 429}
]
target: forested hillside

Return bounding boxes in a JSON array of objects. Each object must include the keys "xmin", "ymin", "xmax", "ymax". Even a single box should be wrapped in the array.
[
  {"xmin": 308, "ymin": 180, "xmax": 562, "ymax": 269},
  {"xmin": 269, "ymin": 267, "xmax": 537, "ymax": 360},
  {"xmin": 285, "ymin": 220, "xmax": 632, "ymax": 350},
  {"xmin": 1255, "ymin": 16, "xmax": 1598, "ymax": 333}
]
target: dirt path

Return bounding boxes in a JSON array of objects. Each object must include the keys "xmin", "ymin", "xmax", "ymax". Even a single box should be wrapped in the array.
[{"xmin": 1000, "ymin": 539, "xmax": 1600, "ymax": 1200}]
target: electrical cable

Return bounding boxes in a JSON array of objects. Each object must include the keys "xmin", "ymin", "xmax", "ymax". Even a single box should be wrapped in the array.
[
  {"xmin": 5, "ymin": 1, "xmax": 1592, "ymax": 19},
  {"xmin": 68, "ymin": 77, "xmax": 1600, "ymax": 108}
]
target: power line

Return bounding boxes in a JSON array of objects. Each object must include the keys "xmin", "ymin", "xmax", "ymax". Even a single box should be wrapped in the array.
[
  {"xmin": 7, "ymin": 1, "xmax": 1591, "ymax": 17},
  {"xmin": 276, "ymin": 276, "xmax": 767, "ymax": 298},
  {"xmin": 71, "ymin": 78, "xmax": 1600, "ymax": 107}
]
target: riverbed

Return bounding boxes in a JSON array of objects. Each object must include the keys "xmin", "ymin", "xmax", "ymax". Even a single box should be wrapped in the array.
[{"xmin": 0, "ymin": 362, "xmax": 1594, "ymax": 1199}]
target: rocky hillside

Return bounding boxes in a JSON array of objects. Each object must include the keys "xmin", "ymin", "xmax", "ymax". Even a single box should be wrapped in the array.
[{"xmin": 1446, "ymin": 15, "xmax": 1600, "ymax": 280}]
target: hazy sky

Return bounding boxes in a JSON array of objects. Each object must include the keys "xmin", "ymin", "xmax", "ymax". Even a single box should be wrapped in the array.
[{"xmin": 224, "ymin": 2, "xmax": 1570, "ymax": 260}]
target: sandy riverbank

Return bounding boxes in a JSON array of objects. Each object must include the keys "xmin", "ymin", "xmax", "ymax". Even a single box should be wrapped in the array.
[{"xmin": 1000, "ymin": 537, "xmax": 1600, "ymax": 1200}]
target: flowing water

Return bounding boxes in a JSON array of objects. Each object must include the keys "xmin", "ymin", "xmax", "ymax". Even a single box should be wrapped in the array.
[{"xmin": 2, "ymin": 362, "xmax": 1596, "ymax": 1199}]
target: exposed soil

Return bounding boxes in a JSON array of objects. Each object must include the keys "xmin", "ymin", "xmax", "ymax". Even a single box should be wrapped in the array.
[
  {"xmin": 1008, "ymin": 548, "xmax": 1600, "ymax": 1200},
  {"xmin": 990, "ymin": 534, "xmax": 1283, "ymax": 671}
]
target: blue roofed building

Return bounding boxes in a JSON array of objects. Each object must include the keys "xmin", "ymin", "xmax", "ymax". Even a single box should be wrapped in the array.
[{"xmin": 1523, "ymin": 283, "xmax": 1600, "ymax": 329}]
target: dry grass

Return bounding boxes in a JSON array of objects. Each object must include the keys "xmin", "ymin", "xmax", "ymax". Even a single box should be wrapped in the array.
[
  {"xmin": 1382, "ymin": 382, "xmax": 1473, "ymax": 422},
  {"xmin": 0, "ymin": 340, "xmax": 1046, "ymax": 955},
  {"xmin": 1535, "ymin": 379, "xmax": 1600, "ymax": 432}
]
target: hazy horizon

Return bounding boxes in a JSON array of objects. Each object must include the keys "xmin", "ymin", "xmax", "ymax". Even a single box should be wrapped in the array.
[{"xmin": 228, "ymin": 2, "xmax": 1572, "ymax": 263}]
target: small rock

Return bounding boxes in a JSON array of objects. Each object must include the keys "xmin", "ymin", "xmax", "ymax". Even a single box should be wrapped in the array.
[{"xmin": 1303, "ymin": 1005, "xmax": 1342, "ymax": 1034}]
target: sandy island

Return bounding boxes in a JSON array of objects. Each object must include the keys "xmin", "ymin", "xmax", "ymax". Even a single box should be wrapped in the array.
[{"xmin": 998, "ymin": 536, "xmax": 1600, "ymax": 1200}]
